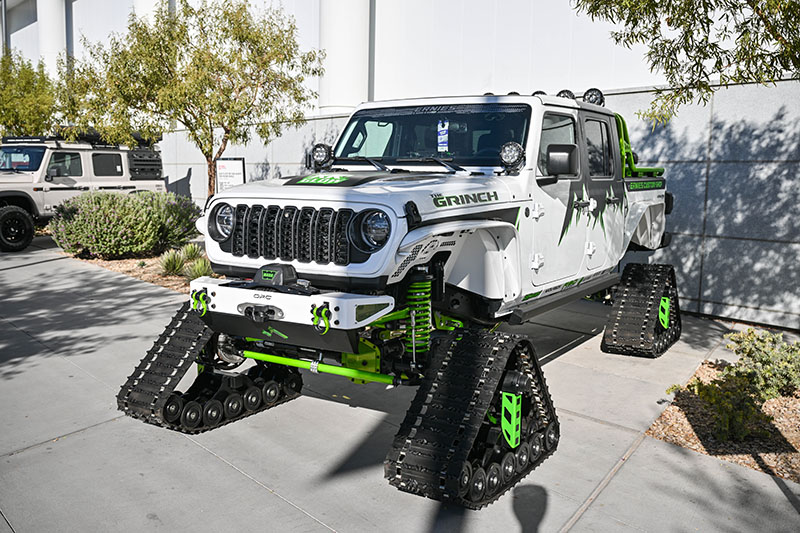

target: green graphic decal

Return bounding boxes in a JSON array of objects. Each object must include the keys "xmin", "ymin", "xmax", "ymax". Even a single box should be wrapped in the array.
[
  {"xmin": 563, "ymin": 277, "xmax": 584, "ymax": 288},
  {"xmin": 523, "ymin": 291, "xmax": 542, "ymax": 301},
  {"xmin": 261, "ymin": 326, "xmax": 288, "ymax": 339},
  {"xmin": 501, "ymin": 392, "xmax": 522, "ymax": 449},
  {"xmin": 626, "ymin": 180, "xmax": 665, "ymax": 191},
  {"xmin": 659, "ymin": 297, "xmax": 671, "ymax": 329},
  {"xmin": 432, "ymin": 190, "xmax": 499, "ymax": 208},
  {"xmin": 261, "ymin": 269, "xmax": 277, "ymax": 281},
  {"xmin": 297, "ymin": 175, "xmax": 349, "ymax": 185}
]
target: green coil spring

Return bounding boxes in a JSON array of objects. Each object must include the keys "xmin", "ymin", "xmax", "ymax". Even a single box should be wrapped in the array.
[{"xmin": 405, "ymin": 280, "xmax": 433, "ymax": 354}]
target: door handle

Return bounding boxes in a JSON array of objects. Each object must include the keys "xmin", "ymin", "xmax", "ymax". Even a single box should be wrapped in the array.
[
  {"xmin": 574, "ymin": 200, "xmax": 590, "ymax": 209},
  {"xmin": 606, "ymin": 197, "xmax": 621, "ymax": 205}
]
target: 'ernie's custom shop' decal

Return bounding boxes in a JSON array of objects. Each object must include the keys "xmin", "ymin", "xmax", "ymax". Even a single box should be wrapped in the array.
[{"xmin": 625, "ymin": 179, "xmax": 665, "ymax": 191}]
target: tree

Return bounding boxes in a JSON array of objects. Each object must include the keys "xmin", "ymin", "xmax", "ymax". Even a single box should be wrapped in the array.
[
  {"xmin": 62, "ymin": 0, "xmax": 323, "ymax": 196},
  {"xmin": 575, "ymin": 0, "xmax": 800, "ymax": 124},
  {"xmin": 0, "ymin": 51, "xmax": 56, "ymax": 136}
]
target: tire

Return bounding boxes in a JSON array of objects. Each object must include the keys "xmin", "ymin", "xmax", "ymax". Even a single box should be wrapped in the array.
[{"xmin": 0, "ymin": 205, "xmax": 35, "ymax": 252}]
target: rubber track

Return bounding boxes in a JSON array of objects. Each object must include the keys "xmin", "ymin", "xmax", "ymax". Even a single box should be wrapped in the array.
[
  {"xmin": 384, "ymin": 329, "xmax": 558, "ymax": 510},
  {"xmin": 116, "ymin": 302, "xmax": 299, "ymax": 434},
  {"xmin": 601, "ymin": 263, "xmax": 682, "ymax": 358}
]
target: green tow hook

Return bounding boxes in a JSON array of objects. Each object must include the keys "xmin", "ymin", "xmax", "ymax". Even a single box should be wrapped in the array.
[
  {"xmin": 501, "ymin": 392, "xmax": 522, "ymax": 448},
  {"xmin": 659, "ymin": 297, "xmax": 671, "ymax": 329},
  {"xmin": 312, "ymin": 302, "xmax": 331, "ymax": 335},
  {"xmin": 190, "ymin": 289, "xmax": 209, "ymax": 317}
]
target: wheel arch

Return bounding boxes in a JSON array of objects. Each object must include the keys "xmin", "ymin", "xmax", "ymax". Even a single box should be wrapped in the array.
[{"xmin": 0, "ymin": 192, "xmax": 40, "ymax": 218}]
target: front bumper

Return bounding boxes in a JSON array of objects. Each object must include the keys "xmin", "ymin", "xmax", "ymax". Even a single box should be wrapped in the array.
[{"xmin": 188, "ymin": 277, "xmax": 395, "ymax": 352}]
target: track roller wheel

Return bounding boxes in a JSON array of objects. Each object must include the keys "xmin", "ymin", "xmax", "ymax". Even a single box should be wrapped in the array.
[
  {"xmin": 181, "ymin": 401, "xmax": 203, "ymax": 430},
  {"xmin": 529, "ymin": 432, "xmax": 543, "ymax": 463},
  {"xmin": 545, "ymin": 422, "xmax": 559, "ymax": 452},
  {"xmin": 203, "ymin": 399, "xmax": 224, "ymax": 427},
  {"xmin": 469, "ymin": 467, "xmax": 487, "ymax": 502},
  {"xmin": 458, "ymin": 461, "xmax": 473, "ymax": 498},
  {"xmin": 163, "ymin": 393, "xmax": 184, "ymax": 424},
  {"xmin": 515, "ymin": 442, "xmax": 530, "ymax": 473},
  {"xmin": 243, "ymin": 386, "xmax": 262, "ymax": 411},
  {"xmin": 485, "ymin": 463, "xmax": 502, "ymax": 497},
  {"xmin": 262, "ymin": 380, "xmax": 281, "ymax": 406},
  {"xmin": 285, "ymin": 372, "xmax": 303, "ymax": 394},
  {"xmin": 224, "ymin": 393, "xmax": 244, "ymax": 418},
  {"xmin": 500, "ymin": 452, "xmax": 516, "ymax": 484}
]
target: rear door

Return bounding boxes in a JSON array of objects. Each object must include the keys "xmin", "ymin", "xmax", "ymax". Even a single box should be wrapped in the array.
[
  {"xmin": 581, "ymin": 113, "xmax": 625, "ymax": 270},
  {"xmin": 89, "ymin": 152, "xmax": 134, "ymax": 192}
]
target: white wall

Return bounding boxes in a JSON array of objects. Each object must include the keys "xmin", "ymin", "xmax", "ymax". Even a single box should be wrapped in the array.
[
  {"xmin": 7, "ymin": 0, "xmax": 38, "ymax": 59},
  {"xmin": 71, "ymin": 0, "xmax": 134, "ymax": 60}
]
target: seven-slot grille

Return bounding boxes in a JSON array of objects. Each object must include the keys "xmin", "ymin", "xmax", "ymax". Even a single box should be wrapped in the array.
[{"xmin": 228, "ymin": 204, "xmax": 355, "ymax": 265}]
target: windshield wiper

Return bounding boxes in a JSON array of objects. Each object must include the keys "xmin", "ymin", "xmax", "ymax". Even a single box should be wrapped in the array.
[
  {"xmin": 0, "ymin": 168, "xmax": 22, "ymax": 173},
  {"xmin": 335, "ymin": 156, "xmax": 390, "ymax": 172},
  {"xmin": 395, "ymin": 157, "xmax": 467, "ymax": 173}
]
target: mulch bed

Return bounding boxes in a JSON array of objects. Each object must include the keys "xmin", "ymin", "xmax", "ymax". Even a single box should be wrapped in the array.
[
  {"xmin": 71, "ymin": 254, "xmax": 190, "ymax": 293},
  {"xmin": 647, "ymin": 361, "xmax": 800, "ymax": 483}
]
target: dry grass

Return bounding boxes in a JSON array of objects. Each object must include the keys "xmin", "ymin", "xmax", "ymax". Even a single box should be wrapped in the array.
[{"xmin": 648, "ymin": 361, "xmax": 800, "ymax": 483}]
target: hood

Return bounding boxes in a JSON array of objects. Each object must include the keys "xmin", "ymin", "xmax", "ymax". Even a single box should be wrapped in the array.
[{"xmin": 212, "ymin": 170, "xmax": 514, "ymax": 218}]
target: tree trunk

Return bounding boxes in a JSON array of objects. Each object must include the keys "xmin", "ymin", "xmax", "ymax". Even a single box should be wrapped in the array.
[{"xmin": 207, "ymin": 156, "xmax": 216, "ymax": 197}]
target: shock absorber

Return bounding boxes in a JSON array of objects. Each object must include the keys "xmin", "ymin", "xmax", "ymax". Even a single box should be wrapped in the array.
[{"xmin": 405, "ymin": 269, "xmax": 433, "ymax": 363}]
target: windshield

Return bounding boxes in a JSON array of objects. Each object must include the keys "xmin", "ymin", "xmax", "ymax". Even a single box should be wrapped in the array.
[
  {"xmin": 334, "ymin": 103, "xmax": 531, "ymax": 167},
  {"xmin": 0, "ymin": 146, "xmax": 47, "ymax": 171}
]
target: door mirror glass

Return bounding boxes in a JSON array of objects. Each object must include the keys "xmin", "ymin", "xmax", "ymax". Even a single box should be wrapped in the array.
[
  {"xmin": 46, "ymin": 167, "xmax": 62, "ymax": 181},
  {"xmin": 546, "ymin": 144, "xmax": 578, "ymax": 176}
]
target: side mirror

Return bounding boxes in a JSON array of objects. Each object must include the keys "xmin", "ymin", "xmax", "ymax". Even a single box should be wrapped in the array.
[
  {"xmin": 545, "ymin": 143, "xmax": 578, "ymax": 177},
  {"xmin": 46, "ymin": 167, "xmax": 62, "ymax": 181}
]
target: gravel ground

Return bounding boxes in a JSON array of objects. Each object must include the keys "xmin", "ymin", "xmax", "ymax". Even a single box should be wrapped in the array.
[{"xmin": 647, "ymin": 361, "xmax": 800, "ymax": 484}]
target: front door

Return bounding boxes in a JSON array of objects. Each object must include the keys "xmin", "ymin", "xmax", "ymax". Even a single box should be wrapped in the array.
[
  {"xmin": 581, "ymin": 113, "xmax": 625, "ymax": 271},
  {"xmin": 42, "ymin": 151, "xmax": 88, "ymax": 215},
  {"xmin": 530, "ymin": 110, "xmax": 586, "ymax": 286}
]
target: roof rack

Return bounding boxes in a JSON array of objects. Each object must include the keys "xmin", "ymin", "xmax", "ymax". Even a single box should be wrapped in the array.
[{"xmin": 1, "ymin": 130, "xmax": 161, "ymax": 148}]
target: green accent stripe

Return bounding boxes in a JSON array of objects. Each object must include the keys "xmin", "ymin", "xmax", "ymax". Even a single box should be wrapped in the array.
[{"xmin": 242, "ymin": 350, "xmax": 396, "ymax": 385}]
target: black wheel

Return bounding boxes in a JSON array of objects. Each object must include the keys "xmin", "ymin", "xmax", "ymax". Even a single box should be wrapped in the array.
[
  {"xmin": 486, "ymin": 463, "xmax": 502, "ymax": 497},
  {"xmin": 515, "ymin": 441, "xmax": 530, "ymax": 473},
  {"xmin": 203, "ymin": 399, "xmax": 224, "ymax": 427},
  {"xmin": 243, "ymin": 386, "xmax": 262, "ymax": 411},
  {"xmin": 528, "ymin": 432, "xmax": 543, "ymax": 462},
  {"xmin": 458, "ymin": 461, "xmax": 473, "ymax": 498},
  {"xmin": 544, "ymin": 422, "xmax": 559, "ymax": 452},
  {"xmin": 500, "ymin": 452, "xmax": 516, "ymax": 484},
  {"xmin": 0, "ymin": 206, "xmax": 34, "ymax": 252},
  {"xmin": 224, "ymin": 392, "xmax": 244, "ymax": 418},
  {"xmin": 285, "ymin": 372, "xmax": 303, "ymax": 394},
  {"xmin": 180, "ymin": 401, "xmax": 202, "ymax": 429},
  {"xmin": 262, "ymin": 380, "xmax": 281, "ymax": 405},
  {"xmin": 469, "ymin": 467, "xmax": 487, "ymax": 502},
  {"xmin": 163, "ymin": 393, "xmax": 184, "ymax": 423}
]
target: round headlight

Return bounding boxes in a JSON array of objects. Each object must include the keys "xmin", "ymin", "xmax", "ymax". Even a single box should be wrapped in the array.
[
  {"xmin": 311, "ymin": 143, "xmax": 333, "ymax": 169},
  {"xmin": 582, "ymin": 88, "xmax": 605, "ymax": 106},
  {"xmin": 500, "ymin": 141, "xmax": 525, "ymax": 169},
  {"xmin": 556, "ymin": 89, "xmax": 575, "ymax": 99},
  {"xmin": 350, "ymin": 209, "xmax": 391, "ymax": 253},
  {"xmin": 213, "ymin": 204, "xmax": 234, "ymax": 241}
]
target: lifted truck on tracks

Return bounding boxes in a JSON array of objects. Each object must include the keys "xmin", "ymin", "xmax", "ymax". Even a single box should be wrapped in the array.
[{"xmin": 118, "ymin": 89, "xmax": 681, "ymax": 508}]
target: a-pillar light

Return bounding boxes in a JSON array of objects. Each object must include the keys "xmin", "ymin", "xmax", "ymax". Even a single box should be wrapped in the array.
[
  {"xmin": 500, "ymin": 141, "xmax": 525, "ymax": 171},
  {"xmin": 312, "ymin": 143, "xmax": 333, "ymax": 170}
]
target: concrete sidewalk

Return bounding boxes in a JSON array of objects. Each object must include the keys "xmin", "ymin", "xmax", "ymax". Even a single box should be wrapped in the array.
[{"xmin": 1, "ymin": 238, "xmax": 798, "ymax": 532}]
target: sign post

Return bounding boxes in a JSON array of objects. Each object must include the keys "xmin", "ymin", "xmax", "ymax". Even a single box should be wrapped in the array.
[{"xmin": 215, "ymin": 158, "xmax": 246, "ymax": 193}]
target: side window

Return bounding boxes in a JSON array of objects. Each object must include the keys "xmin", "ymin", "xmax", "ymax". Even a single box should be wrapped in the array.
[
  {"xmin": 585, "ymin": 119, "xmax": 612, "ymax": 177},
  {"xmin": 92, "ymin": 153, "xmax": 123, "ymax": 176},
  {"xmin": 47, "ymin": 152, "xmax": 83, "ymax": 177},
  {"xmin": 538, "ymin": 114, "xmax": 576, "ymax": 175}
]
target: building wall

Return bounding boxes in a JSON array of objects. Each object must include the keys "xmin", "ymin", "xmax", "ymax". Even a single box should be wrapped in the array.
[{"xmin": 4, "ymin": 0, "xmax": 798, "ymax": 329}]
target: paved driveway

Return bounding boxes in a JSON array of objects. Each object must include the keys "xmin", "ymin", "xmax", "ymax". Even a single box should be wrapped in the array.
[{"xmin": 1, "ymin": 237, "xmax": 798, "ymax": 532}]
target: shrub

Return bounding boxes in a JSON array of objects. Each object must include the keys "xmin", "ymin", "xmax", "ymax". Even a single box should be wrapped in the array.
[
  {"xmin": 181, "ymin": 242, "xmax": 203, "ymax": 262},
  {"xmin": 184, "ymin": 257, "xmax": 213, "ymax": 280},
  {"xmin": 49, "ymin": 191, "xmax": 201, "ymax": 259},
  {"xmin": 686, "ymin": 374, "xmax": 771, "ymax": 442},
  {"xmin": 160, "ymin": 249, "xmax": 186, "ymax": 275},
  {"xmin": 723, "ymin": 329, "xmax": 800, "ymax": 401}
]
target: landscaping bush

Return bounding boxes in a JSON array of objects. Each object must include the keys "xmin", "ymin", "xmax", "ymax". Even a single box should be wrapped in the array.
[
  {"xmin": 160, "ymin": 249, "xmax": 186, "ymax": 275},
  {"xmin": 49, "ymin": 191, "xmax": 201, "ymax": 259},
  {"xmin": 723, "ymin": 329, "xmax": 800, "ymax": 401},
  {"xmin": 687, "ymin": 375, "xmax": 770, "ymax": 442},
  {"xmin": 180, "ymin": 242, "xmax": 203, "ymax": 262},
  {"xmin": 184, "ymin": 257, "xmax": 213, "ymax": 280}
]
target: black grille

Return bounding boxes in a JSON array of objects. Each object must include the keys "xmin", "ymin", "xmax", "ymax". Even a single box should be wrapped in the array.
[{"xmin": 227, "ymin": 205, "xmax": 355, "ymax": 265}]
